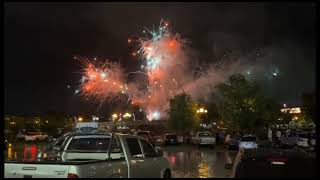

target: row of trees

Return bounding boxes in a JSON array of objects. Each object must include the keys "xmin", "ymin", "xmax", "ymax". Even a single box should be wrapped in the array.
[
  {"xmin": 5, "ymin": 113, "xmax": 74, "ymax": 137},
  {"xmin": 167, "ymin": 74, "xmax": 296, "ymax": 136}
]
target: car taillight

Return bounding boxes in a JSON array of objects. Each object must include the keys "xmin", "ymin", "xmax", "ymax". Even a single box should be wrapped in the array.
[{"xmin": 67, "ymin": 173, "xmax": 79, "ymax": 178}]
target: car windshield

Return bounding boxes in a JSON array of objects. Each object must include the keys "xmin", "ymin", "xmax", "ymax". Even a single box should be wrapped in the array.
[
  {"xmin": 241, "ymin": 136, "xmax": 256, "ymax": 142},
  {"xmin": 199, "ymin": 132, "xmax": 211, "ymax": 137},
  {"xmin": 67, "ymin": 137, "xmax": 111, "ymax": 151}
]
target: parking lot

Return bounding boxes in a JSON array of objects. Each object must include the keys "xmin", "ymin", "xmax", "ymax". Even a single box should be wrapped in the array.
[
  {"xmin": 5, "ymin": 141, "xmax": 237, "ymax": 178},
  {"xmin": 162, "ymin": 144, "xmax": 237, "ymax": 178}
]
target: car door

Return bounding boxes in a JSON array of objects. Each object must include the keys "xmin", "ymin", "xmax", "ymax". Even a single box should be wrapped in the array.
[
  {"xmin": 125, "ymin": 137, "xmax": 147, "ymax": 178},
  {"xmin": 139, "ymin": 139, "xmax": 162, "ymax": 178}
]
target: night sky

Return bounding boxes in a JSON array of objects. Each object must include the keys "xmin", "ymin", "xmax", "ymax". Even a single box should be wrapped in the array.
[{"xmin": 4, "ymin": 3, "xmax": 316, "ymax": 115}]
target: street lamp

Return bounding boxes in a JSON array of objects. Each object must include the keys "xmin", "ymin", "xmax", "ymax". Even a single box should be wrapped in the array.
[
  {"xmin": 123, "ymin": 113, "xmax": 132, "ymax": 119},
  {"xmin": 112, "ymin": 114, "xmax": 118, "ymax": 121},
  {"xmin": 197, "ymin": 108, "xmax": 208, "ymax": 114},
  {"xmin": 78, "ymin": 117, "xmax": 83, "ymax": 122}
]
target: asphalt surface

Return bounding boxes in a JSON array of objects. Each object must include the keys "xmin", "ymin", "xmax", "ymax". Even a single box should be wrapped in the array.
[{"xmin": 162, "ymin": 144, "xmax": 238, "ymax": 178}]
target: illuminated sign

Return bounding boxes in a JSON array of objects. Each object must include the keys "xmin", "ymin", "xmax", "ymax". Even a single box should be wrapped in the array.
[{"xmin": 280, "ymin": 107, "xmax": 301, "ymax": 114}]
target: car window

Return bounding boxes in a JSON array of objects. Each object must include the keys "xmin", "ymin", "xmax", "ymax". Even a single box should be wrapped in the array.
[
  {"xmin": 140, "ymin": 139, "xmax": 156, "ymax": 158},
  {"xmin": 67, "ymin": 137, "xmax": 111, "ymax": 151},
  {"xmin": 309, "ymin": 133, "xmax": 315, "ymax": 139},
  {"xmin": 109, "ymin": 136, "xmax": 125, "ymax": 160},
  {"xmin": 298, "ymin": 133, "xmax": 309, "ymax": 138},
  {"xmin": 198, "ymin": 132, "xmax": 211, "ymax": 137},
  {"xmin": 241, "ymin": 136, "xmax": 256, "ymax": 142},
  {"xmin": 166, "ymin": 135, "xmax": 177, "ymax": 139},
  {"xmin": 137, "ymin": 132, "xmax": 149, "ymax": 136},
  {"xmin": 288, "ymin": 133, "xmax": 296, "ymax": 137},
  {"xmin": 127, "ymin": 138, "xmax": 143, "ymax": 158}
]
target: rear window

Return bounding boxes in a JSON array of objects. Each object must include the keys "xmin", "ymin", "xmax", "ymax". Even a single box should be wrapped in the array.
[
  {"xmin": 199, "ymin": 132, "xmax": 211, "ymax": 137},
  {"xmin": 166, "ymin": 135, "xmax": 177, "ymax": 139},
  {"xmin": 241, "ymin": 136, "xmax": 256, "ymax": 142},
  {"xmin": 298, "ymin": 133, "xmax": 309, "ymax": 138},
  {"xmin": 67, "ymin": 137, "xmax": 110, "ymax": 151},
  {"xmin": 137, "ymin": 132, "xmax": 149, "ymax": 136},
  {"xmin": 309, "ymin": 133, "xmax": 315, "ymax": 139}
]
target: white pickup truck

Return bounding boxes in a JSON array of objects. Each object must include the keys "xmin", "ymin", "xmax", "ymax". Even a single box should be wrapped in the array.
[
  {"xmin": 5, "ymin": 131, "xmax": 171, "ymax": 178},
  {"xmin": 191, "ymin": 131, "xmax": 216, "ymax": 147}
]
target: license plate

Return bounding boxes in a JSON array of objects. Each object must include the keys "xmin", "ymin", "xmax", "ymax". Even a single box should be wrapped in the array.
[
  {"xmin": 271, "ymin": 161, "xmax": 285, "ymax": 165},
  {"xmin": 24, "ymin": 175, "xmax": 32, "ymax": 178}
]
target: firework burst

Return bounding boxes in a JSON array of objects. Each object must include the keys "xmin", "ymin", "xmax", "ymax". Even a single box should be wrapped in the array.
[{"xmin": 76, "ymin": 57, "xmax": 128, "ymax": 102}]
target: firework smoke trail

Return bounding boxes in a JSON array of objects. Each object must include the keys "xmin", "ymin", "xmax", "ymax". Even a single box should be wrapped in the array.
[{"xmin": 76, "ymin": 57, "xmax": 129, "ymax": 103}]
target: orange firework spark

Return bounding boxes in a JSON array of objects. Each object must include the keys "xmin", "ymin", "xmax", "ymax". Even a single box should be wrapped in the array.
[{"xmin": 77, "ymin": 57, "xmax": 128, "ymax": 102}]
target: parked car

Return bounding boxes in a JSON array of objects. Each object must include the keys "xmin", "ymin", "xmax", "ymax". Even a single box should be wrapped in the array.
[
  {"xmin": 164, "ymin": 134, "xmax": 179, "ymax": 146},
  {"xmin": 25, "ymin": 132, "xmax": 49, "ymax": 141},
  {"xmin": 5, "ymin": 131, "xmax": 171, "ymax": 178},
  {"xmin": 136, "ymin": 131, "xmax": 156, "ymax": 146},
  {"xmin": 191, "ymin": 131, "xmax": 216, "ymax": 147},
  {"xmin": 184, "ymin": 132, "xmax": 191, "ymax": 144},
  {"xmin": 280, "ymin": 131, "xmax": 315, "ymax": 148},
  {"xmin": 225, "ymin": 147, "xmax": 316, "ymax": 178},
  {"xmin": 238, "ymin": 135, "xmax": 258, "ymax": 150}
]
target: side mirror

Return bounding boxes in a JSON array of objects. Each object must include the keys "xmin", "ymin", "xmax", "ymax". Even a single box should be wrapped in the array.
[{"xmin": 224, "ymin": 163, "xmax": 233, "ymax": 169}]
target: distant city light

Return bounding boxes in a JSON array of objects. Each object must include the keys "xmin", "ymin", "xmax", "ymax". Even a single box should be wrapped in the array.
[
  {"xmin": 112, "ymin": 113, "xmax": 118, "ymax": 121},
  {"xmin": 123, "ymin": 113, "xmax": 132, "ymax": 118},
  {"xmin": 151, "ymin": 111, "xmax": 160, "ymax": 120}
]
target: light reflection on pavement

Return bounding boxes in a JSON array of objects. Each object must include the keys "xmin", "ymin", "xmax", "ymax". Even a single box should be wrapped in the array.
[{"xmin": 163, "ymin": 144, "xmax": 238, "ymax": 178}]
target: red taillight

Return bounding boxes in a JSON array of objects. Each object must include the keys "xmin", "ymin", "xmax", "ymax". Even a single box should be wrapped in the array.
[{"xmin": 67, "ymin": 173, "xmax": 79, "ymax": 178}]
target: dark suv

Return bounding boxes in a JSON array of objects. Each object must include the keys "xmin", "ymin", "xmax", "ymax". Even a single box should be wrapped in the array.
[
  {"xmin": 226, "ymin": 147, "xmax": 316, "ymax": 178},
  {"xmin": 164, "ymin": 134, "xmax": 179, "ymax": 146}
]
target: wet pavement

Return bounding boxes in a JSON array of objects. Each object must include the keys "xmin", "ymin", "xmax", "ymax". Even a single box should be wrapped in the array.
[
  {"xmin": 5, "ymin": 142, "xmax": 237, "ymax": 178},
  {"xmin": 162, "ymin": 144, "xmax": 238, "ymax": 178}
]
